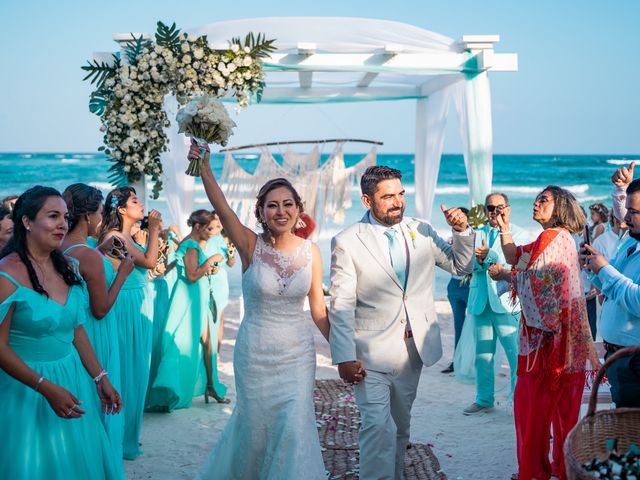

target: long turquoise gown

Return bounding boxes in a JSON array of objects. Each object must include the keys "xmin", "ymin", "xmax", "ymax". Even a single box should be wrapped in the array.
[
  {"xmin": 63, "ymin": 244, "xmax": 125, "ymax": 474},
  {"xmin": 112, "ymin": 243, "xmax": 153, "ymax": 460},
  {"xmin": 0, "ymin": 271, "xmax": 122, "ymax": 479},
  {"xmin": 146, "ymin": 239, "xmax": 226, "ymax": 411},
  {"xmin": 204, "ymin": 234, "xmax": 230, "ymax": 324}
]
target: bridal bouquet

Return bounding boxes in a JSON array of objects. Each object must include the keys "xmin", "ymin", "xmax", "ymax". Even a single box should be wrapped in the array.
[{"xmin": 176, "ymin": 96, "xmax": 236, "ymax": 176}]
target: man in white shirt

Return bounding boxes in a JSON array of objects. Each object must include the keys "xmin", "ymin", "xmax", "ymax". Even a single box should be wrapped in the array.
[
  {"xmin": 592, "ymin": 211, "xmax": 628, "ymax": 261},
  {"xmin": 582, "ymin": 162, "xmax": 640, "ymax": 408}
]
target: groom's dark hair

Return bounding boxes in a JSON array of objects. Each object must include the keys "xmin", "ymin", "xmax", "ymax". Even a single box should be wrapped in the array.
[{"xmin": 360, "ymin": 166, "xmax": 402, "ymax": 197}]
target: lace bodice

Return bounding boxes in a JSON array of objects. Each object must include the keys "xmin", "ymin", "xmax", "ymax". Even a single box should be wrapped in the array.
[{"xmin": 243, "ymin": 235, "xmax": 312, "ymax": 299}]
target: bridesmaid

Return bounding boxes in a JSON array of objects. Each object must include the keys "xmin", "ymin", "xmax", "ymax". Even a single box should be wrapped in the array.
[
  {"xmin": 146, "ymin": 209, "xmax": 228, "ymax": 411},
  {"xmin": 61, "ymin": 183, "xmax": 135, "ymax": 468},
  {"xmin": 204, "ymin": 216, "xmax": 236, "ymax": 362},
  {"xmin": 0, "ymin": 186, "xmax": 122, "ymax": 479},
  {"xmin": 100, "ymin": 186, "xmax": 162, "ymax": 460}
]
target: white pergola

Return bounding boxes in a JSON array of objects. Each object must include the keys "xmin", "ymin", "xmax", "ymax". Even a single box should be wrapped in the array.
[{"xmin": 105, "ymin": 17, "xmax": 517, "ymax": 228}]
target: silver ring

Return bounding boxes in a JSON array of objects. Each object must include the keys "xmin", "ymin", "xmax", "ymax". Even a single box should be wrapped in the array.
[{"xmin": 66, "ymin": 408, "xmax": 73, "ymax": 416}]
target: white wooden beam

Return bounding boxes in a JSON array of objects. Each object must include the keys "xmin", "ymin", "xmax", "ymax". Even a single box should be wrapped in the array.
[
  {"xmin": 297, "ymin": 43, "xmax": 316, "ymax": 89},
  {"xmin": 357, "ymin": 72, "xmax": 379, "ymax": 87},
  {"xmin": 458, "ymin": 35, "xmax": 500, "ymax": 50},
  {"xmin": 226, "ymin": 85, "xmax": 423, "ymax": 103},
  {"xmin": 476, "ymin": 50, "xmax": 518, "ymax": 71},
  {"xmin": 419, "ymin": 74, "xmax": 465, "ymax": 96}
]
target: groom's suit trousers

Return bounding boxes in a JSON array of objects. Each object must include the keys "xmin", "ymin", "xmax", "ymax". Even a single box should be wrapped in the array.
[{"xmin": 354, "ymin": 337, "xmax": 423, "ymax": 480}]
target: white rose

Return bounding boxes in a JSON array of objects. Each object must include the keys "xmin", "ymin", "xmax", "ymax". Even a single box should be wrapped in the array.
[
  {"xmin": 193, "ymin": 47, "xmax": 204, "ymax": 60},
  {"xmin": 243, "ymin": 56, "xmax": 253, "ymax": 67},
  {"xmin": 231, "ymin": 44, "xmax": 240, "ymax": 53},
  {"xmin": 182, "ymin": 55, "xmax": 192, "ymax": 64},
  {"xmin": 181, "ymin": 43, "xmax": 190, "ymax": 53}
]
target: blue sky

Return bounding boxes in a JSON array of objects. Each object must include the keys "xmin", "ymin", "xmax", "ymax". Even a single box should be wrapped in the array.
[{"xmin": 0, "ymin": 0, "xmax": 638, "ymax": 154}]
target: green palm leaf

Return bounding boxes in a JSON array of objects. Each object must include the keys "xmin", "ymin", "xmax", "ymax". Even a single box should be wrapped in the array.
[
  {"xmin": 155, "ymin": 21, "xmax": 182, "ymax": 55},
  {"xmin": 123, "ymin": 34, "xmax": 151, "ymax": 65},
  {"xmin": 81, "ymin": 54, "xmax": 119, "ymax": 89}
]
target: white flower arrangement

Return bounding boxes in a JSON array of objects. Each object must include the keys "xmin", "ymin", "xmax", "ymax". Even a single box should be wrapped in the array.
[
  {"xmin": 176, "ymin": 96, "xmax": 236, "ymax": 176},
  {"xmin": 83, "ymin": 21, "xmax": 275, "ymax": 197}
]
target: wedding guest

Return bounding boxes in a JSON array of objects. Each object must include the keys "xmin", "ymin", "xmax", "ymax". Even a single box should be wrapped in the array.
[
  {"xmin": 193, "ymin": 142, "xmax": 331, "ymax": 479},
  {"xmin": 582, "ymin": 165, "xmax": 640, "ymax": 408},
  {"xmin": 593, "ymin": 210, "xmax": 628, "ymax": 261},
  {"xmin": 61, "ymin": 183, "xmax": 134, "ymax": 469},
  {"xmin": 1, "ymin": 195, "xmax": 18, "ymax": 212},
  {"xmin": 100, "ymin": 186, "xmax": 162, "ymax": 460},
  {"xmin": 0, "ymin": 206, "xmax": 13, "ymax": 250},
  {"xmin": 0, "ymin": 186, "xmax": 122, "ymax": 479},
  {"xmin": 489, "ymin": 185, "xmax": 597, "ymax": 480},
  {"xmin": 204, "ymin": 214, "xmax": 235, "ymax": 364},
  {"xmin": 147, "ymin": 209, "xmax": 228, "ymax": 411},
  {"xmin": 463, "ymin": 194, "xmax": 527, "ymax": 415},
  {"xmin": 589, "ymin": 202, "xmax": 609, "ymax": 241},
  {"xmin": 442, "ymin": 207, "xmax": 471, "ymax": 374}
]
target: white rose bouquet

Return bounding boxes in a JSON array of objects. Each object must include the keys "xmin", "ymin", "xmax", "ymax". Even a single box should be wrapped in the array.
[{"xmin": 176, "ymin": 96, "xmax": 236, "ymax": 176}]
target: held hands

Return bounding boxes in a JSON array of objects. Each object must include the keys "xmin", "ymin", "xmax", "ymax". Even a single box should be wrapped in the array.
[
  {"xmin": 494, "ymin": 205, "xmax": 512, "ymax": 232},
  {"xmin": 475, "ymin": 239, "xmax": 489, "ymax": 264},
  {"xmin": 338, "ymin": 360, "xmax": 366, "ymax": 385},
  {"xmin": 611, "ymin": 162, "xmax": 635, "ymax": 188},
  {"xmin": 40, "ymin": 381, "xmax": 86, "ymax": 419},
  {"xmin": 579, "ymin": 244, "xmax": 609, "ymax": 274},
  {"xmin": 96, "ymin": 377, "xmax": 122, "ymax": 415},
  {"xmin": 440, "ymin": 204, "xmax": 469, "ymax": 232}
]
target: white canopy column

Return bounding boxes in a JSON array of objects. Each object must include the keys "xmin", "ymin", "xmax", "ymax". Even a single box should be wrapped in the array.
[
  {"xmin": 414, "ymin": 89, "xmax": 452, "ymax": 220},
  {"xmin": 455, "ymin": 71, "xmax": 494, "ymax": 207}
]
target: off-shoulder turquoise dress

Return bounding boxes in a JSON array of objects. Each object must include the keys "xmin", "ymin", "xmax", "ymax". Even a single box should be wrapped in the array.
[
  {"xmin": 146, "ymin": 239, "xmax": 226, "ymax": 411},
  {"xmin": 63, "ymin": 244, "xmax": 125, "ymax": 470},
  {"xmin": 0, "ymin": 271, "xmax": 122, "ymax": 479},
  {"xmin": 112, "ymin": 243, "xmax": 154, "ymax": 460}
]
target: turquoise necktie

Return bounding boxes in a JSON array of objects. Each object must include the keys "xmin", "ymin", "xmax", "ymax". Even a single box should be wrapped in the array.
[
  {"xmin": 488, "ymin": 227, "xmax": 499, "ymax": 247},
  {"xmin": 384, "ymin": 228, "xmax": 406, "ymax": 287}
]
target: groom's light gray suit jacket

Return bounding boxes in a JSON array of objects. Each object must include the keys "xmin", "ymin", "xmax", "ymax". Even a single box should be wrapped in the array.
[{"xmin": 329, "ymin": 213, "xmax": 475, "ymax": 373}]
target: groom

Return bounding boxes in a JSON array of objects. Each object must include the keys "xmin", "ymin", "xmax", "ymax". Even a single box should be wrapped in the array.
[{"xmin": 329, "ymin": 166, "xmax": 474, "ymax": 480}]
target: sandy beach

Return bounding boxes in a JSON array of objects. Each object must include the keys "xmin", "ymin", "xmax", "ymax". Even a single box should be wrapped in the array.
[{"xmin": 125, "ymin": 299, "xmax": 518, "ymax": 480}]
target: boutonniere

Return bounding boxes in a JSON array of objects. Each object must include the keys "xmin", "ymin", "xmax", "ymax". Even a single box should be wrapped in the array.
[{"xmin": 408, "ymin": 223, "xmax": 418, "ymax": 249}]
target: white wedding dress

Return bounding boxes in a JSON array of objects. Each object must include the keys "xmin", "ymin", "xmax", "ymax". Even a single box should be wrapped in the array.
[{"xmin": 196, "ymin": 236, "xmax": 326, "ymax": 480}]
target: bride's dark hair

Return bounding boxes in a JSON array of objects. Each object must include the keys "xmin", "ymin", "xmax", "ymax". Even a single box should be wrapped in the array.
[
  {"xmin": 0, "ymin": 186, "xmax": 81, "ymax": 296},
  {"xmin": 254, "ymin": 178, "xmax": 304, "ymax": 232}
]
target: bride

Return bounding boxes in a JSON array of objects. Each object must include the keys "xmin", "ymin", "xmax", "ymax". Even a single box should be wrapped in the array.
[{"xmin": 192, "ymin": 144, "xmax": 340, "ymax": 479}]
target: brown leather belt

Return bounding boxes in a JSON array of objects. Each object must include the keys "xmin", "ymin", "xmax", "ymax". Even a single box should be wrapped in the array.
[
  {"xmin": 603, "ymin": 340, "xmax": 625, "ymax": 354},
  {"xmin": 404, "ymin": 330, "xmax": 413, "ymax": 339}
]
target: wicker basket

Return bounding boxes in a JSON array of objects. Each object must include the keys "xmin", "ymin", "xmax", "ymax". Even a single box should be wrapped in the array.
[{"xmin": 564, "ymin": 346, "xmax": 640, "ymax": 480}]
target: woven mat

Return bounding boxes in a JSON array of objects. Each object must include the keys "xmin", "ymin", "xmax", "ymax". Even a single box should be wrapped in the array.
[{"xmin": 315, "ymin": 380, "xmax": 447, "ymax": 480}]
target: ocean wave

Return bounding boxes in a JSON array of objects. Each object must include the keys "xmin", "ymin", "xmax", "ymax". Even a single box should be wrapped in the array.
[
  {"xmin": 606, "ymin": 159, "xmax": 640, "ymax": 165},
  {"xmin": 89, "ymin": 181, "xmax": 115, "ymax": 191},
  {"xmin": 20, "ymin": 154, "xmax": 32, "ymax": 159},
  {"xmin": 577, "ymin": 195, "xmax": 608, "ymax": 203},
  {"xmin": 60, "ymin": 159, "xmax": 80, "ymax": 164},
  {"xmin": 72, "ymin": 154, "xmax": 97, "ymax": 159},
  {"xmin": 434, "ymin": 184, "xmax": 590, "ymax": 196}
]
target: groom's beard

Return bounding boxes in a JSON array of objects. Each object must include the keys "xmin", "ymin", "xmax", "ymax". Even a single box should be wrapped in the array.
[{"xmin": 373, "ymin": 205, "xmax": 405, "ymax": 226}]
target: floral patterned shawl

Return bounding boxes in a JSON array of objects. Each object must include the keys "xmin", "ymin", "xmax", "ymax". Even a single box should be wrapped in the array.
[{"xmin": 512, "ymin": 228, "xmax": 598, "ymax": 382}]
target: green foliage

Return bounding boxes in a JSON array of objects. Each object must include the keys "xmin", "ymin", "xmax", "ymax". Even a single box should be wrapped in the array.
[
  {"xmin": 231, "ymin": 32, "xmax": 277, "ymax": 59},
  {"xmin": 81, "ymin": 54, "xmax": 119, "ymax": 90},
  {"xmin": 122, "ymin": 34, "xmax": 151, "ymax": 65},
  {"xmin": 107, "ymin": 159, "xmax": 128, "ymax": 187},
  {"xmin": 155, "ymin": 21, "xmax": 182, "ymax": 55},
  {"xmin": 88, "ymin": 89, "xmax": 111, "ymax": 115},
  {"xmin": 468, "ymin": 204, "xmax": 489, "ymax": 229}
]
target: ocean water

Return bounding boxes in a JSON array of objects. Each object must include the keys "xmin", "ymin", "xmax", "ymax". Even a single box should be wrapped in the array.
[{"xmin": 1, "ymin": 152, "xmax": 638, "ymax": 299}]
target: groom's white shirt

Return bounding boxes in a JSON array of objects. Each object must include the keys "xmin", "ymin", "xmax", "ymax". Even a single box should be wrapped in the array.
[{"xmin": 329, "ymin": 212, "xmax": 475, "ymax": 373}]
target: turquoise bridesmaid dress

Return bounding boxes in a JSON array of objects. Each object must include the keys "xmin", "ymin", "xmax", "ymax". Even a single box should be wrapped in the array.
[
  {"xmin": 146, "ymin": 239, "xmax": 226, "ymax": 411},
  {"xmin": 63, "ymin": 244, "xmax": 125, "ymax": 473},
  {"xmin": 204, "ymin": 234, "xmax": 231, "ymax": 322},
  {"xmin": 0, "ymin": 271, "xmax": 122, "ymax": 479},
  {"xmin": 112, "ymin": 243, "xmax": 153, "ymax": 460}
]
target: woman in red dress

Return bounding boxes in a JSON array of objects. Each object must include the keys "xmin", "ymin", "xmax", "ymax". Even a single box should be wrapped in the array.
[{"xmin": 489, "ymin": 185, "xmax": 598, "ymax": 480}]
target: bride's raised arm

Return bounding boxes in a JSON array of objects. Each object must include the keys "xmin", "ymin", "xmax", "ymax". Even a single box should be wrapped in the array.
[{"xmin": 192, "ymin": 144, "xmax": 257, "ymax": 269}]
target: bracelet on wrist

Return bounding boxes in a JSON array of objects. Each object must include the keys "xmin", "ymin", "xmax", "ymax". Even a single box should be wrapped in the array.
[
  {"xmin": 34, "ymin": 376, "xmax": 45, "ymax": 392},
  {"xmin": 93, "ymin": 370, "xmax": 108, "ymax": 384},
  {"xmin": 500, "ymin": 231, "xmax": 512, "ymax": 236}
]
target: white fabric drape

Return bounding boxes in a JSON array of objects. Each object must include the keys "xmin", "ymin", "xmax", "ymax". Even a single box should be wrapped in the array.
[
  {"xmin": 219, "ymin": 144, "xmax": 376, "ymax": 237},
  {"xmin": 414, "ymin": 89, "xmax": 452, "ymax": 220},
  {"xmin": 282, "ymin": 145, "xmax": 320, "ymax": 174},
  {"xmin": 454, "ymin": 72, "xmax": 493, "ymax": 206},
  {"xmin": 160, "ymin": 95, "xmax": 194, "ymax": 235}
]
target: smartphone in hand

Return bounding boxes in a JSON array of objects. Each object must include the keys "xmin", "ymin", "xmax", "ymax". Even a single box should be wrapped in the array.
[{"xmin": 583, "ymin": 225, "xmax": 591, "ymax": 246}]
